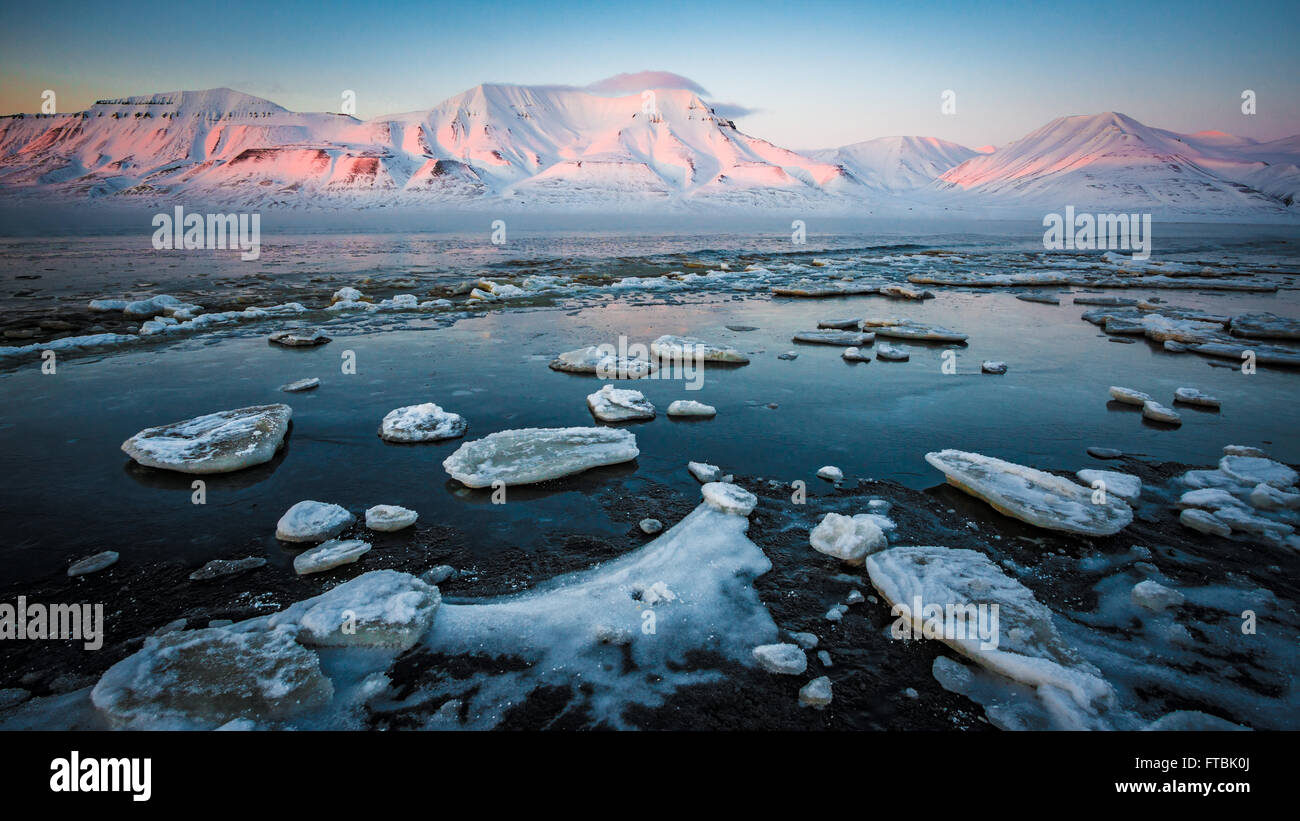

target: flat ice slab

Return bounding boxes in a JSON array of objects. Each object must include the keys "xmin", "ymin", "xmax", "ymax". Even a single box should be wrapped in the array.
[
  {"xmin": 926, "ymin": 449, "xmax": 1133, "ymax": 536},
  {"xmin": 121, "ymin": 404, "xmax": 292, "ymax": 474},
  {"xmin": 443, "ymin": 426, "xmax": 639, "ymax": 487}
]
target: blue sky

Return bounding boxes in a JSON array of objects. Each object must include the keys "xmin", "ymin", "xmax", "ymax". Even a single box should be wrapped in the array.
[{"xmin": 2, "ymin": 0, "xmax": 1297, "ymax": 148}]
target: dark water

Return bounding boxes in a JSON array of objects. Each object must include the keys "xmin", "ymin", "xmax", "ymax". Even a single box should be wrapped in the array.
[{"xmin": 1, "ymin": 269, "xmax": 1297, "ymax": 583}]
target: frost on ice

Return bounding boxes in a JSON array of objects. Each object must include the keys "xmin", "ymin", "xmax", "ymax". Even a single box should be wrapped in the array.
[
  {"xmin": 269, "ymin": 570, "xmax": 441, "ymax": 651},
  {"xmin": 365, "ymin": 504, "xmax": 418, "ymax": 531},
  {"xmin": 442, "ymin": 427, "xmax": 638, "ymax": 487},
  {"xmin": 378, "ymin": 403, "xmax": 468, "ymax": 443},
  {"xmin": 292, "ymin": 539, "xmax": 372, "ymax": 576},
  {"xmin": 586, "ymin": 384, "xmax": 655, "ymax": 422},
  {"xmin": 120, "ymin": 404, "xmax": 292, "ymax": 474},
  {"xmin": 925, "ymin": 449, "xmax": 1133, "ymax": 536},
  {"xmin": 90, "ymin": 628, "xmax": 334, "ymax": 729},
  {"xmin": 666, "ymin": 399, "xmax": 716, "ymax": 417},
  {"xmin": 549, "ymin": 346, "xmax": 655, "ymax": 379},
  {"xmin": 416, "ymin": 483, "xmax": 778, "ymax": 727},
  {"xmin": 650, "ymin": 335, "xmax": 749, "ymax": 364},
  {"xmin": 1075, "ymin": 469, "xmax": 1142, "ymax": 504},
  {"xmin": 809, "ymin": 512, "xmax": 886, "ymax": 564},
  {"xmin": 867, "ymin": 545, "xmax": 1115, "ymax": 730},
  {"xmin": 275, "ymin": 500, "xmax": 355, "ymax": 543}
]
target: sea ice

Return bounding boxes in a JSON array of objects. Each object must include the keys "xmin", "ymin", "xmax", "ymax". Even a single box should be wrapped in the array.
[
  {"xmin": 443, "ymin": 427, "xmax": 638, "ymax": 487},
  {"xmin": 799, "ymin": 676, "xmax": 833, "ymax": 708},
  {"xmin": 279, "ymin": 377, "xmax": 320, "ymax": 393},
  {"xmin": 365, "ymin": 504, "xmax": 418, "ymax": 531},
  {"xmin": 378, "ymin": 403, "xmax": 468, "ymax": 442},
  {"xmin": 1219, "ymin": 455, "xmax": 1298, "ymax": 488},
  {"xmin": 268, "ymin": 329, "xmax": 330, "ymax": 347},
  {"xmin": 549, "ymin": 346, "xmax": 655, "ymax": 379},
  {"xmin": 121, "ymin": 404, "xmax": 292, "ymax": 474},
  {"xmin": 867, "ymin": 545, "xmax": 1115, "ymax": 729},
  {"xmin": 1075, "ymin": 469, "xmax": 1142, "ymax": 504},
  {"xmin": 666, "ymin": 399, "xmax": 716, "ymax": 417},
  {"xmin": 752, "ymin": 643, "xmax": 808, "ymax": 675},
  {"xmin": 1173, "ymin": 387, "xmax": 1220, "ymax": 408},
  {"xmin": 809, "ymin": 512, "xmax": 886, "ymax": 564},
  {"xmin": 293, "ymin": 539, "xmax": 372, "ymax": 575},
  {"xmin": 792, "ymin": 330, "xmax": 875, "ymax": 346},
  {"xmin": 1141, "ymin": 400, "xmax": 1181, "ymax": 425},
  {"xmin": 1179, "ymin": 508, "xmax": 1232, "ymax": 537},
  {"xmin": 269, "ymin": 570, "xmax": 440, "ymax": 651},
  {"xmin": 67, "ymin": 551, "xmax": 119, "ymax": 577},
  {"xmin": 875, "ymin": 343, "xmax": 909, "ymax": 361},
  {"xmin": 688, "ymin": 461, "xmax": 722, "ymax": 482},
  {"xmin": 816, "ymin": 465, "xmax": 843, "ymax": 481},
  {"xmin": 1131, "ymin": 580, "xmax": 1185, "ymax": 611},
  {"xmin": 650, "ymin": 335, "xmax": 749, "ymax": 364},
  {"xmin": 90, "ymin": 628, "xmax": 333, "ymax": 729},
  {"xmin": 925, "ymin": 450, "xmax": 1133, "ymax": 536},
  {"xmin": 587, "ymin": 385, "xmax": 655, "ymax": 422},
  {"xmin": 275, "ymin": 500, "xmax": 355, "ymax": 543},
  {"xmin": 1108, "ymin": 386, "xmax": 1151, "ymax": 405}
]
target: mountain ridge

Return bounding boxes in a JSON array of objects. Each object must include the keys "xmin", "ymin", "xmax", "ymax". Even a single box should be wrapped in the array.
[{"xmin": 1, "ymin": 87, "xmax": 1296, "ymax": 216}]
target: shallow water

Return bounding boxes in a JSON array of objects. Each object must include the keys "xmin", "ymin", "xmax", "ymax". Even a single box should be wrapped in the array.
[{"xmin": 1, "ymin": 269, "xmax": 1297, "ymax": 583}]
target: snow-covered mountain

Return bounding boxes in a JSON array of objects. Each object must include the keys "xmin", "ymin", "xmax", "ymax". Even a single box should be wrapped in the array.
[
  {"xmin": 933, "ymin": 112, "xmax": 1299, "ymax": 213},
  {"xmin": 0, "ymin": 85, "xmax": 859, "ymax": 209},
  {"xmin": 807, "ymin": 136, "xmax": 978, "ymax": 191},
  {"xmin": 0, "ymin": 88, "xmax": 1296, "ymax": 216}
]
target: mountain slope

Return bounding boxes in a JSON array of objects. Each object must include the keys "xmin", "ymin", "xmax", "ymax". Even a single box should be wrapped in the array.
[
  {"xmin": 808, "ymin": 135, "xmax": 977, "ymax": 191},
  {"xmin": 932, "ymin": 112, "xmax": 1286, "ymax": 213},
  {"xmin": 0, "ymin": 91, "xmax": 1295, "ymax": 216}
]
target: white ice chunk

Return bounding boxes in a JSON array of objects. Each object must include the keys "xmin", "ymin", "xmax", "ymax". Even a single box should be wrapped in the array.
[
  {"xmin": 121, "ymin": 404, "xmax": 291, "ymax": 474},
  {"xmin": 926, "ymin": 449, "xmax": 1133, "ymax": 536},
  {"xmin": 443, "ymin": 427, "xmax": 638, "ymax": 487}
]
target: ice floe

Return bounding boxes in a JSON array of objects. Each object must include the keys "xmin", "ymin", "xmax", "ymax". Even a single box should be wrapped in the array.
[
  {"xmin": 549, "ymin": 346, "xmax": 655, "ymax": 379},
  {"xmin": 269, "ymin": 570, "xmax": 440, "ymax": 651},
  {"xmin": 67, "ymin": 551, "xmax": 119, "ymax": 577},
  {"xmin": 443, "ymin": 427, "xmax": 638, "ymax": 487},
  {"xmin": 868, "ymin": 545, "xmax": 1116, "ymax": 730},
  {"xmin": 809, "ymin": 512, "xmax": 886, "ymax": 564},
  {"xmin": 1173, "ymin": 387, "xmax": 1220, "ymax": 408},
  {"xmin": 293, "ymin": 539, "xmax": 372, "ymax": 575},
  {"xmin": 275, "ymin": 500, "xmax": 355, "ymax": 543},
  {"xmin": 121, "ymin": 404, "xmax": 292, "ymax": 474},
  {"xmin": 666, "ymin": 399, "xmax": 716, "ymax": 417},
  {"xmin": 1108, "ymin": 386, "xmax": 1151, "ymax": 405},
  {"xmin": 1141, "ymin": 400, "xmax": 1181, "ymax": 425},
  {"xmin": 279, "ymin": 377, "xmax": 320, "ymax": 393},
  {"xmin": 365, "ymin": 504, "xmax": 418, "ymax": 532},
  {"xmin": 799, "ymin": 676, "xmax": 833, "ymax": 708},
  {"xmin": 587, "ymin": 385, "xmax": 655, "ymax": 422},
  {"xmin": 925, "ymin": 449, "xmax": 1133, "ymax": 536},
  {"xmin": 91, "ymin": 627, "xmax": 333, "ymax": 729},
  {"xmin": 268, "ymin": 329, "xmax": 330, "ymax": 347},
  {"xmin": 875, "ymin": 343, "xmax": 909, "ymax": 361},
  {"xmin": 792, "ymin": 330, "xmax": 875, "ymax": 346},
  {"xmin": 816, "ymin": 466, "xmax": 844, "ymax": 482},
  {"xmin": 650, "ymin": 335, "xmax": 749, "ymax": 364},
  {"xmin": 1076, "ymin": 469, "xmax": 1142, "ymax": 504},
  {"xmin": 689, "ymin": 461, "xmax": 722, "ymax": 482},
  {"xmin": 752, "ymin": 643, "xmax": 808, "ymax": 675},
  {"xmin": 378, "ymin": 403, "xmax": 467, "ymax": 442}
]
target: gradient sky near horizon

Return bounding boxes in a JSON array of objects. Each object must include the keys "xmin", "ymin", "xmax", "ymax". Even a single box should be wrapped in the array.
[{"xmin": 2, "ymin": 0, "xmax": 1297, "ymax": 149}]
